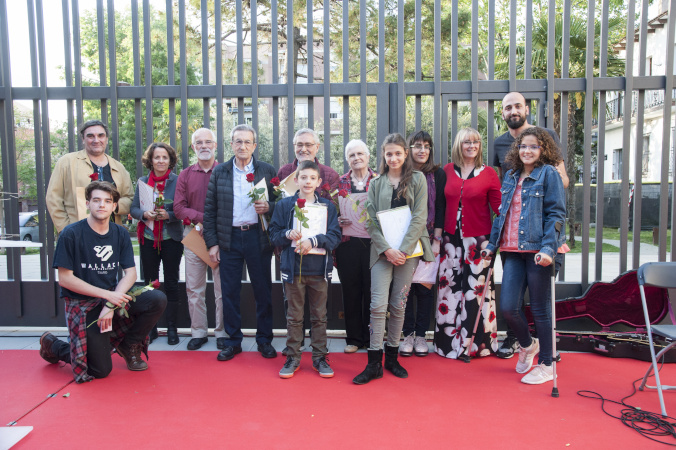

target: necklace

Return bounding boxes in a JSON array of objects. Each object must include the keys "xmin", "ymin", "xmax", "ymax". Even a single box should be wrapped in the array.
[{"xmin": 353, "ymin": 171, "xmax": 369, "ymax": 187}]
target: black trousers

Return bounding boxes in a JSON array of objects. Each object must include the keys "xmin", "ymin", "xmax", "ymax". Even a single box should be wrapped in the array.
[
  {"xmin": 139, "ymin": 237, "xmax": 184, "ymax": 303},
  {"xmin": 53, "ymin": 289, "xmax": 167, "ymax": 379},
  {"xmin": 335, "ymin": 237, "xmax": 371, "ymax": 347}
]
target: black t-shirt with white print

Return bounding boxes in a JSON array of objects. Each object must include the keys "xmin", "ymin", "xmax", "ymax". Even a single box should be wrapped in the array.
[{"xmin": 53, "ymin": 219, "xmax": 135, "ymax": 300}]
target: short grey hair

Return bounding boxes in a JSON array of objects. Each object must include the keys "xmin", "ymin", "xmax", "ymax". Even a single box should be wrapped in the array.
[
  {"xmin": 344, "ymin": 139, "xmax": 369, "ymax": 159},
  {"xmin": 191, "ymin": 128, "xmax": 216, "ymax": 145},
  {"xmin": 230, "ymin": 124, "xmax": 257, "ymax": 143},
  {"xmin": 293, "ymin": 128, "xmax": 320, "ymax": 145}
]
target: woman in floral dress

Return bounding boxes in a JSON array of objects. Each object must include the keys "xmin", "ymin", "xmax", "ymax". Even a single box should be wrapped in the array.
[{"xmin": 434, "ymin": 128, "xmax": 501, "ymax": 361}]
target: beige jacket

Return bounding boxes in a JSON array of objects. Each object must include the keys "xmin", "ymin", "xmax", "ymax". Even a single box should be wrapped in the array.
[
  {"xmin": 46, "ymin": 150, "xmax": 134, "ymax": 232},
  {"xmin": 367, "ymin": 170, "xmax": 434, "ymax": 268}
]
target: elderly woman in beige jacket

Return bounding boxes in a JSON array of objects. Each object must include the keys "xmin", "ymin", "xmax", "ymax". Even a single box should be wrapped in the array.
[{"xmin": 353, "ymin": 133, "xmax": 434, "ymax": 385}]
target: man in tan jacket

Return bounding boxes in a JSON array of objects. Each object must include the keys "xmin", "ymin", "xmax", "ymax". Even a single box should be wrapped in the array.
[{"xmin": 47, "ymin": 120, "xmax": 134, "ymax": 233}]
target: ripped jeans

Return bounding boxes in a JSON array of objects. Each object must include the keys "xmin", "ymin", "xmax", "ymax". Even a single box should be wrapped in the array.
[{"xmin": 369, "ymin": 255, "xmax": 420, "ymax": 350}]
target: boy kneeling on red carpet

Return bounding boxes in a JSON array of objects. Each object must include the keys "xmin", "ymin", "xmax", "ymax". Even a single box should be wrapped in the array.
[{"xmin": 269, "ymin": 161, "xmax": 341, "ymax": 379}]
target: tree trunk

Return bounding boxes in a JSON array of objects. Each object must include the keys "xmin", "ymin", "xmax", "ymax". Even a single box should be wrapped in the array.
[{"xmin": 566, "ymin": 98, "xmax": 577, "ymax": 247}]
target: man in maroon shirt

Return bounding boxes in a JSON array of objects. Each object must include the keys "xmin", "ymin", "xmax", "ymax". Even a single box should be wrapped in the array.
[
  {"xmin": 174, "ymin": 128, "xmax": 225, "ymax": 351},
  {"xmin": 277, "ymin": 128, "xmax": 339, "ymax": 200}
]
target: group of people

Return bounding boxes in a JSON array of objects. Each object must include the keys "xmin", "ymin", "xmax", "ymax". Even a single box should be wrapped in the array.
[{"xmin": 38, "ymin": 91, "xmax": 567, "ymax": 387}]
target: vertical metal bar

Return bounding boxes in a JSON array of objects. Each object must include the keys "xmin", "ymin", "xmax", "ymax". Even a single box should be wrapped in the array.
[
  {"xmin": 166, "ymin": 0, "xmax": 176, "ymax": 150},
  {"xmin": 72, "ymin": 0, "xmax": 83, "ymax": 132},
  {"xmin": 287, "ymin": 0, "xmax": 295, "ymax": 162},
  {"xmin": 664, "ymin": 0, "xmax": 676, "ymax": 261},
  {"xmin": 581, "ymin": 0, "xmax": 595, "ymax": 287},
  {"xmin": 546, "ymin": 0, "xmax": 555, "ymax": 125},
  {"xmin": 236, "ymin": 0, "xmax": 244, "ymax": 125},
  {"xmin": 378, "ymin": 0, "xmax": 384, "ymax": 84},
  {"xmin": 620, "ymin": 0, "xmax": 636, "ymax": 273},
  {"xmin": 560, "ymin": 0, "xmax": 571, "ymax": 282},
  {"xmin": 452, "ymin": 0, "xmax": 458, "ymax": 81},
  {"xmin": 252, "ymin": 0, "xmax": 259, "ymax": 146},
  {"xmin": 414, "ymin": 0, "xmax": 421, "ymax": 132},
  {"xmin": 509, "ymin": 0, "xmax": 517, "ymax": 89},
  {"xmin": 179, "ymin": 0, "xmax": 188, "ymax": 169},
  {"xmin": 323, "ymin": 0, "xmax": 331, "ymax": 168},
  {"xmin": 486, "ymin": 0, "xmax": 495, "ymax": 171},
  {"xmin": 143, "ymin": 0, "xmax": 153, "ymax": 149},
  {"xmin": 107, "ymin": 0, "xmax": 119, "ymax": 160},
  {"xmin": 470, "ymin": 0, "xmax": 478, "ymax": 130},
  {"xmin": 595, "ymin": 0, "xmax": 610, "ymax": 280},
  {"xmin": 215, "ymin": 0, "xmax": 223, "ymax": 161},
  {"xmin": 632, "ymin": 0, "xmax": 649, "ymax": 269},
  {"xmin": 525, "ymin": 0, "xmax": 532, "ymax": 80},
  {"xmin": 272, "ymin": 0, "xmax": 279, "ymax": 168},
  {"xmin": 62, "ymin": 0, "xmax": 74, "ymax": 155},
  {"xmin": 397, "ymin": 0, "xmax": 404, "ymax": 134},
  {"xmin": 360, "ymin": 0, "xmax": 367, "ymax": 143},
  {"xmin": 97, "ymin": 0, "xmax": 107, "ymax": 122},
  {"xmin": 306, "ymin": 0, "xmax": 313, "ymax": 131},
  {"xmin": 343, "ymin": 0, "xmax": 349, "ymax": 146},
  {"xmin": 433, "ymin": 0, "xmax": 441, "ymax": 164},
  {"xmin": 441, "ymin": 95, "xmax": 449, "ymax": 166},
  {"xmin": 201, "ymin": 0, "xmax": 209, "ymax": 127},
  {"xmin": 131, "ymin": 0, "xmax": 143, "ymax": 178}
]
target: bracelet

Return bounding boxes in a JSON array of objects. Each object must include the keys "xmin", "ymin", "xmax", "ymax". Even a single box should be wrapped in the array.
[{"xmin": 432, "ymin": 236, "xmax": 442, "ymax": 242}]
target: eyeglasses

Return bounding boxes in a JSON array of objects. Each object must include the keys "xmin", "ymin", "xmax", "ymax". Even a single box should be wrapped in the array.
[
  {"xmin": 518, "ymin": 144, "xmax": 542, "ymax": 151},
  {"xmin": 295, "ymin": 142, "xmax": 318, "ymax": 149},
  {"xmin": 411, "ymin": 144, "xmax": 431, "ymax": 151},
  {"xmin": 195, "ymin": 140, "xmax": 214, "ymax": 146},
  {"xmin": 462, "ymin": 140, "xmax": 481, "ymax": 146},
  {"xmin": 232, "ymin": 139, "xmax": 254, "ymax": 147}
]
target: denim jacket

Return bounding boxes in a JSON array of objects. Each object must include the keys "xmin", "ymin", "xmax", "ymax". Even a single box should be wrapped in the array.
[{"xmin": 486, "ymin": 164, "xmax": 566, "ymax": 259}]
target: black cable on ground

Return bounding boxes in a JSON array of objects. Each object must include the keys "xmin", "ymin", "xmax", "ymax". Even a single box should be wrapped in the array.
[{"xmin": 577, "ymin": 357, "xmax": 676, "ymax": 446}]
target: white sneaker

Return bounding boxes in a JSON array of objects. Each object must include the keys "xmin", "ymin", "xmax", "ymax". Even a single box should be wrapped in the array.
[
  {"xmin": 344, "ymin": 345, "xmax": 359, "ymax": 353},
  {"xmin": 515, "ymin": 338, "xmax": 539, "ymax": 373},
  {"xmin": 399, "ymin": 334, "xmax": 414, "ymax": 357},
  {"xmin": 521, "ymin": 362, "xmax": 555, "ymax": 384},
  {"xmin": 413, "ymin": 336, "xmax": 429, "ymax": 356}
]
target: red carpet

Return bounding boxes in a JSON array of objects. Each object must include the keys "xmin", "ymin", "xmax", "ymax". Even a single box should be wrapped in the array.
[{"xmin": 2, "ymin": 349, "xmax": 676, "ymax": 449}]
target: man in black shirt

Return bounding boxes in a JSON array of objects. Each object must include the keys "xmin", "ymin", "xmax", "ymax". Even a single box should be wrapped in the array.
[{"xmin": 40, "ymin": 182, "xmax": 166, "ymax": 383}]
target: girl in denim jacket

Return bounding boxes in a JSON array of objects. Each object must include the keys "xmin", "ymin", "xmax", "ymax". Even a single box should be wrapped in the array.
[{"xmin": 482, "ymin": 127, "xmax": 565, "ymax": 385}]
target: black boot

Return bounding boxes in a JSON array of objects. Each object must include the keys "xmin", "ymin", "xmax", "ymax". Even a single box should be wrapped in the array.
[
  {"xmin": 166, "ymin": 302, "xmax": 179, "ymax": 345},
  {"xmin": 353, "ymin": 349, "xmax": 383, "ymax": 385},
  {"xmin": 384, "ymin": 344, "xmax": 408, "ymax": 378},
  {"xmin": 148, "ymin": 326, "xmax": 158, "ymax": 344}
]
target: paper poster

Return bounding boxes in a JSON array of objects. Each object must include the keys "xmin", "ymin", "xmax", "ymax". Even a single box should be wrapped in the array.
[
  {"xmin": 338, "ymin": 192, "xmax": 370, "ymax": 239},
  {"xmin": 291, "ymin": 202, "xmax": 327, "ymax": 255},
  {"xmin": 251, "ymin": 178, "xmax": 270, "ymax": 230},
  {"xmin": 181, "ymin": 224, "xmax": 219, "ymax": 269},
  {"xmin": 376, "ymin": 206, "xmax": 423, "ymax": 258},
  {"xmin": 278, "ymin": 172, "xmax": 299, "ymax": 198},
  {"xmin": 137, "ymin": 180, "xmax": 156, "ymax": 231}
]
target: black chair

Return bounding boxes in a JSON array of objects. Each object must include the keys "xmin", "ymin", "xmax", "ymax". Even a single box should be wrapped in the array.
[{"xmin": 637, "ymin": 262, "xmax": 676, "ymax": 417}]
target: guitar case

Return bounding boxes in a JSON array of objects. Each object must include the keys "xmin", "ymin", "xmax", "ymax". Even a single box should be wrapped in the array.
[{"xmin": 524, "ymin": 270, "xmax": 676, "ymax": 362}]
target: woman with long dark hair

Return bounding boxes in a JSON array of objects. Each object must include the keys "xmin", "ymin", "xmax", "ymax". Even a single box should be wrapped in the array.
[
  {"xmin": 353, "ymin": 133, "xmax": 434, "ymax": 385},
  {"xmin": 131, "ymin": 142, "xmax": 184, "ymax": 345}
]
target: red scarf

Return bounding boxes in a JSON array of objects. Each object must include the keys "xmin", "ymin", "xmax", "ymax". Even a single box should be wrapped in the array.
[{"xmin": 137, "ymin": 171, "xmax": 170, "ymax": 252}]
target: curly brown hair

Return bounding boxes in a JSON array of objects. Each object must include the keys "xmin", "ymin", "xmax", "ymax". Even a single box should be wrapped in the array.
[
  {"xmin": 142, "ymin": 142, "xmax": 178, "ymax": 172},
  {"xmin": 504, "ymin": 127, "xmax": 561, "ymax": 173}
]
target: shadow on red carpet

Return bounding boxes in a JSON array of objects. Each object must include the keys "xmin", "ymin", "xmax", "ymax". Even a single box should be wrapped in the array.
[{"xmin": 2, "ymin": 349, "xmax": 675, "ymax": 449}]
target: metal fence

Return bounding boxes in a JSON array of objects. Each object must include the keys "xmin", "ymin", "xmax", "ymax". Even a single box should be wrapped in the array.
[{"xmin": 0, "ymin": 0, "xmax": 675, "ymax": 326}]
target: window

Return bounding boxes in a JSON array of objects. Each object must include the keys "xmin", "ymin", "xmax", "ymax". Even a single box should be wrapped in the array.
[{"xmin": 612, "ymin": 148, "xmax": 622, "ymax": 180}]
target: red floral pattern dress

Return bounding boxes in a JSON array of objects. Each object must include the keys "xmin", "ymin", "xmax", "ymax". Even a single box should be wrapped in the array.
[{"xmin": 434, "ymin": 165, "xmax": 498, "ymax": 359}]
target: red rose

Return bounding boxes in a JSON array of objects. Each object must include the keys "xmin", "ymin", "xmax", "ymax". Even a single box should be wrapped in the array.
[
  {"xmin": 321, "ymin": 183, "xmax": 330, "ymax": 192},
  {"xmin": 183, "ymin": 218, "xmax": 191, "ymax": 226},
  {"xmin": 297, "ymin": 198, "xmax": 306, "ymax": 208},
  {"xmin": 271, "ymin": 177, "xmax": 280, "ymax": 186},
  {"xmin": 151, "ymin": 279, "xmax": 160, "ymax": 289},
  {"xmin": 246, "ymin": 173, "xmax": 255, "ymax": 183},
  {"xmin": 156, "ymin": 183, "xmax": 165, "ymax": 193},
  {"xmin": 89, "ymin": 173, "xmax": 98, "ymax": 181},
  {"xmin": 338, "ymin": 189, "xmax": 348, "ymax": 198}
]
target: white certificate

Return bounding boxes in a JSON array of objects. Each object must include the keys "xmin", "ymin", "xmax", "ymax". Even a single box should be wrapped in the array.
[
  {"xmin": 376, "ymin": 206, "xmax": 423, "ymax": 258},
  {"xmin": 292, "ymin": 202, "xmax": 327, "ymax": 255},
  {"xmin": 338, "ymin": 193, "xmax": 370, "ymax": 239},
  {"xmin": 251, "ymin": 178, "xmax": 270, "ymax": 229},
  {"xmin": 278, "ymin": 172, "xmax": 299, "ymax": 198},
  {"xmin": 138, "ymin": 180, "xmax": 156, "ymax": 231}
]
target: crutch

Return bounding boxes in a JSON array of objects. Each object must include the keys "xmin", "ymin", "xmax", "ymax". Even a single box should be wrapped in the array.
[
  {"xmin": 466, "ymin": 256, "xmax": 496, "ymax": 361},
  {"xmin": 536, "ymin": 253, "xmax": 559, "ymax": 397}
]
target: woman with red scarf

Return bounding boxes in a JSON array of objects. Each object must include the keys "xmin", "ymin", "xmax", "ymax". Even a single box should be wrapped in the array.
[{"xmin": 131, "ymin": 142, "xmax": 184, "ymax": 345}]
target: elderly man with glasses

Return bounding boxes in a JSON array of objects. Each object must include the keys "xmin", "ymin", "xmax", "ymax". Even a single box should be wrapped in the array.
[
  {"xmin": 203, "ymin": 124, "xmax": 278, "ymax": 361},
  {"xmin": 277, "ymin": 128, "xmax": 339, "ymax": 200}
]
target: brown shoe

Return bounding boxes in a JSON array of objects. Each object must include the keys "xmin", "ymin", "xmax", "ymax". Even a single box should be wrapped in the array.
[
  {"xmin": 39, "ymin": 332, "xmax": 60, "ymax": 364},
  {"xmin": 116, "ymin": 342, "xmax": 148, "ymax": 371}
]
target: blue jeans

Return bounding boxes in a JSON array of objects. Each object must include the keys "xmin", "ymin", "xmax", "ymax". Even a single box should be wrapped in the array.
[
  {"xmin": 499, "ymin": 252, "xmax": 552, "ymax": 365},
  {"xmin": 219, "ymin": 228, "xmax": 273, "ymax": 346}
]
